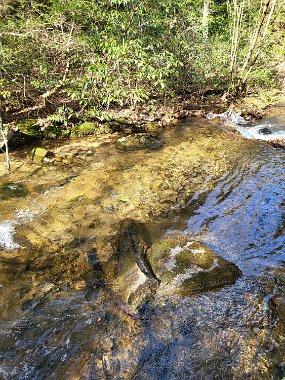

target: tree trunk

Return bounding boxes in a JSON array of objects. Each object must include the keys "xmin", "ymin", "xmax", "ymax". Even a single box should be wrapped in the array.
[
  {"xmin": 202, "ymin": 0, "xmax": 210, "ymax": 38},
  {"xmin": 240, "ymin": 0, "xmax": 272, "ymax": 81}
]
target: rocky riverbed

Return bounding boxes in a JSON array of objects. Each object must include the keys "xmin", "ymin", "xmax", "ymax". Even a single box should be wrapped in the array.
[{"xmin": 0, "ymin": 111, "xmax": 285, "ymax": 379}]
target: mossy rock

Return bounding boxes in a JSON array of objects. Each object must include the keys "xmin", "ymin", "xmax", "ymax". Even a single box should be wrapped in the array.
[
  {"xmin": 71, "ymin": 122, "xmax": 104, "ymax": 137},
  {"xmin": 143, "ymin": 122, "xmax": 161, "ymax": 132},
  {"xmin": 30, "ymin": 147, "xmax": 53, "ymax": 163},
  {"xmin": 0, "ymin": 182, "xmax": 28, "ymax": 200},
  {"xmin": 116, "ymin": 133, "xmax": 163, "ymax": 151},
  {"xmin": 16, "ymin": 119, "xmax": 41, "ymax": 138},
  {"xmin": 149, "ymin": 235, "xmax": 241, "ymax": 296},
  {"xmin": 8, "ymin": 119, "xmax": 42, "ymax": 148},
  {"xmin": 104, "ymin": 118, "xmax": 136, "ymax": 132}
]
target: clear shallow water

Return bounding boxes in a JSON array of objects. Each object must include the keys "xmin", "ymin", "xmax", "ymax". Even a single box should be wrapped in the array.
[
  {"xmin": 0, "ymin": 107, "xmax": 285, "ymax": 379},
  {"xmin": 135, "ymin": 275, "xmax": 280, "ymax": 380},
  {"xmin": 181, "ymin": 148, "xmax": 285, "ymax": 275},
  {"xmin": 0, "ymin": 276, "xmax": 278, "ymax": 380}
]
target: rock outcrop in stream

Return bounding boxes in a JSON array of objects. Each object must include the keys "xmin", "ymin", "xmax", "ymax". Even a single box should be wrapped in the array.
[
  {"xmin": 106, "ymin": 219, "xmax": 160, "ymax": 310},
  {"xmin": 150, "ymin": 234, "xmax": 241, "ymax": 296},
  {"xmin": 102, "ymin": 221, "xmax": 241, "ymax": 309}
]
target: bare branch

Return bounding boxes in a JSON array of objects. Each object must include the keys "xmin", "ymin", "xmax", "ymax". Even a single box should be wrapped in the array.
[
  {"xmin": 0, "ymin": 111, "xmax": 11, "ymax": 172},
  {"xmin": 0, "ymin": 31, "xmax": 28, "ymax": 37}
]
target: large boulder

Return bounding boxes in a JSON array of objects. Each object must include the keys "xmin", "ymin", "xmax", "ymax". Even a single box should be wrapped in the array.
[
  {"xmin": 149, "ymin": 234, "xmax": 241, "ymax": 296},
  {"xmin": 7, "ymin": 119, "xmax": 42, "ymax": 148},
  {"xmin": 106, "ymin": 219, "xmax": 160, "ymax": 310}
]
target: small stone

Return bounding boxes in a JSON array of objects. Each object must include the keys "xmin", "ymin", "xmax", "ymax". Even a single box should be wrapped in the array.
[
  {"xmin": 42, "ymin": 157, "xmax": 55, "ymax": 164},
  {"xmin": 74, "ymin": 280, "xmax": 86, "ymax": 290},
  {"xmin": 258, "ymin": 127, "xmax": 272, "ymax": 135}
]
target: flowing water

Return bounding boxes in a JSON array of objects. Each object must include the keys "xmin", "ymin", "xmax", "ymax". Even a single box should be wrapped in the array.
[{"xmin": 0, "ymin": 105, "xmax": 285, "ymax": 379}]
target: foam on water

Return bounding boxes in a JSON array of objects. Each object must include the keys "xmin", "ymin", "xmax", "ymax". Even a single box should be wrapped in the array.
[
  {"xmin": 0, "ymin": 221, "xmax": 19, "ymax": 250},
  {"xmin": 0, "ymin": 186, "xmax": 61, "ymax": 251},
  {"xmin": 0, "ymin": 208, "xmax": 43, "ymax": 250},
  {"xmin": 206, "ymin": 110, "xmax": 248, "ymax": 125},
  {"xmin": 16, "ymin": 208, "xmax": 39, "ymax": 222},
  {"xmin": 235, "ymin": 123, "xmax": 285, "ymax": 141},
  {"xmin": 0, "ymin": 208, "xmax": 41, "ymax": 250},
  {"xmin": 206, "ymin": 110, "xmax": 285, "ymax": 143}
]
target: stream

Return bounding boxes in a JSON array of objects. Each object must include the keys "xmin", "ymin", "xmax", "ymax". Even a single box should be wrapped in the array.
[{"xmin": 0, "ymin": 104, "xmax": 285, "ymax": 379}]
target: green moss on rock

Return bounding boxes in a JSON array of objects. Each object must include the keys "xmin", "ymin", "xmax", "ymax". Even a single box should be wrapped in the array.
[
  {"xmin": 71, "ymin": 122, "xmax": 107, "ymax": 137},
  {"xmin": 104, "ymin": 118, "xmax": 135, "ymax": 132},
  {"xmin": 150, "ymin": 235, "xmax": 241, "ymax": 296},
  {"xmin": 16, "ymin": 119, "xmax": 41, "ymax": 138},
  {"xmin": 30, "ymin": 147, "xmax": 48, "ymax": 162},
  {"xmin": 0, "ymin": 182, "xmax": 29, "ymax": 200},
  {"xmin": 144, "ymin": 122, "xmax": 161, "ymax": 132}
]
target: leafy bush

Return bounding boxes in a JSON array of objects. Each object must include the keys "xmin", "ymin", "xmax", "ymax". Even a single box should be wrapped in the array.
[
  {"xmin": 0, "ymin": 0, "xmax": 284, "ymax": 120},
  {"xmin": 70, "ymin": 122, "xmax": 102, "ymax": 137}
]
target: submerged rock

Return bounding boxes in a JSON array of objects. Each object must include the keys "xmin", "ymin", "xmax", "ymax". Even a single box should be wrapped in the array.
[
  {"xmin": 149, "ymin": 235, "xmax": 241, "ymax": 296},
  {"xmin": 116, "ymin": 133, "xmax": 163, "ymax": 151},
  {"xmin": 0, "ymin": 182, "xmax": 28, "ymax": 200},
  {"xmin": 106, "ymin": 220, "xmax": 160, "ymax": 310}
]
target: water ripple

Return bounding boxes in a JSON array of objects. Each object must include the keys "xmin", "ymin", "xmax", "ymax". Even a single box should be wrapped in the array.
[{"xmin": 185, "ymin": 147, "xmax": 285, "ymax": 275}]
